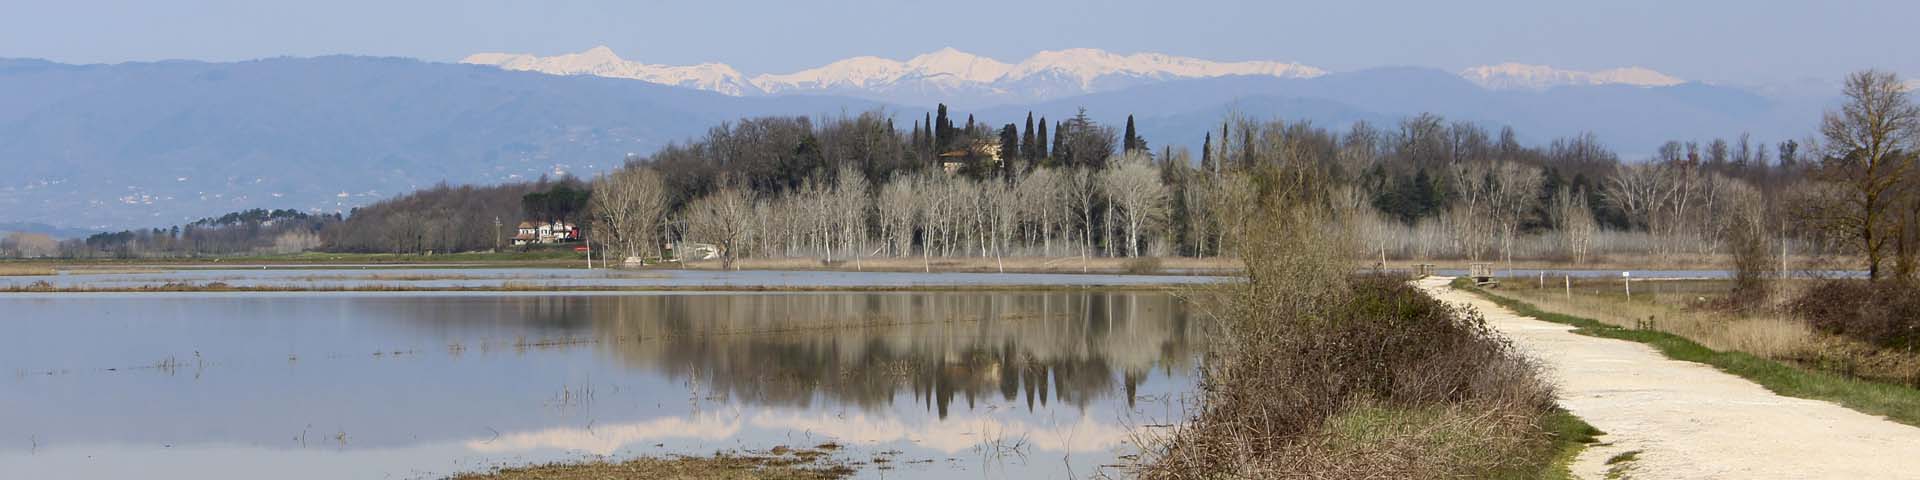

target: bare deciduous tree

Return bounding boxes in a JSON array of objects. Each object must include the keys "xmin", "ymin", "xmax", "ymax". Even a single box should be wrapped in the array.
[
  {"xmin": 590, "ymin": 166, "xmax": 668, "ymax": 261},
  {"xmin": 1101, "ymin": 152, "xmax": 1171, "ymax": 257},
  {"xmin": 1807, "ymin": 70, "xmax": 1920, "ymax": 280}
]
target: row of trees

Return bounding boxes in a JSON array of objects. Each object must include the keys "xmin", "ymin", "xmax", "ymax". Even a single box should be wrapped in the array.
[{"xmin": 62, "ymin": 209, "xmax": 336, "ymax": 258}]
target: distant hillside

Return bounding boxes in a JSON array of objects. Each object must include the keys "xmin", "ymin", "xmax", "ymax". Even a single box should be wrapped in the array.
[
  {"xmin": 0, "ymin": 56, "xmax": 1829, "ymax": 230},
  {"xmin": 0, "ymin": 56, "xmax": 885, "ymax": 228}
]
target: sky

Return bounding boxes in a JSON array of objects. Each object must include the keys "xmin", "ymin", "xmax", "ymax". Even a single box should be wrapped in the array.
[{"xmin": 3, "ymin": 0, "xmax": 1916, "ymax": 86}]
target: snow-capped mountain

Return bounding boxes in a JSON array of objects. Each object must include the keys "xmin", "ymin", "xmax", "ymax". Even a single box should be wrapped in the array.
[
  {"xmin": 462, "ymin": 46, "xmax": 761, "ymax": 96},
  {"xmin": 1459, "ymin": 63, "xmax": 1684, "ymax": 90},
  {"xmin": 466, "ymin": 46, "xmax": 1325, "ymax": 105}
]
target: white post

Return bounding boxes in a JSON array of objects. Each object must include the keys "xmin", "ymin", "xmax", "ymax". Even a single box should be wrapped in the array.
[
  {"xmin": 1539, "ymin": 271, "xmax": 1545, "ymax": 289},
  {"xmin": 585, "ymin": 235, "xmax": 592, "ymax": 270},
  {"xmin": 1564, "ymin": 274, "xmax": 1571, "ymax": 301},
  {"xmin": 1622, "ymin": 271, "xmax": 1631, "ymax": 299}
]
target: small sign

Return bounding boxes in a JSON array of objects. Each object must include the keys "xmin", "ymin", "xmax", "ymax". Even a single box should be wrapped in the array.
[{"xmin": 573, "ymin": 246, "xmax": 590, "ymax": 252}]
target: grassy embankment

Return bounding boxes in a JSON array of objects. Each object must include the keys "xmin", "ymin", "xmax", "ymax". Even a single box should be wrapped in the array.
[{"xmin": 1457, "ymin": 277, "xmax": 1920, "ymax": 426}]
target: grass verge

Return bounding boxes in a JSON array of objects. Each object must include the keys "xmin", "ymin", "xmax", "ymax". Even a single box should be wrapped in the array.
[{"xmin": 1455, "ymin": 277, "xmax": 1920, "ymax": 427}]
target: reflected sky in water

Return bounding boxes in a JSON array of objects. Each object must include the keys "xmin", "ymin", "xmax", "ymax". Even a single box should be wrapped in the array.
[{"xmin": 0, "ymin": 291, "xmax": 1203, "ymax": 479}]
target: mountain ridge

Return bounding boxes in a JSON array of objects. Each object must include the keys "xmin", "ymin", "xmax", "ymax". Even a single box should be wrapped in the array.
[{"xmin": 463, "ymin": 46, "xmax": 1688, "ymax": 105}]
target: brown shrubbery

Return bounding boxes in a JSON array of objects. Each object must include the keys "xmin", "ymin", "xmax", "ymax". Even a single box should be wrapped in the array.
[
  {"xmin": 1139, "ymin": 165, "xmax": 1564, "ymax": 479},
  {"xmin": 1790, "ymin": 281, "xmax": 1920, "ymax": 353}
]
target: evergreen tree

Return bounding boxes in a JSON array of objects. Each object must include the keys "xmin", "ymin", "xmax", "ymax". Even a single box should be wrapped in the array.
[
  {"xmin": 924, "ymin": 112, "xmax": 934, "ymax": 152},
  {"xmin": 1220, "ymin": 121, "xmax": 1231, "ymax": 170},
  {"xmin": 1200, "ymin": 132, "xmax": 1214, "ymax": 175},
  {"xmin": 911, "ymin": 119, "xmax": 928, "ymax": 160},
  {"xmin": 998, "ymin": 124, "xmax": 1019, "ymax": 182},
  {"xmin": 965, "ymin": 114, "xmax": 975, "ymax": 136},
  {"xmin": 1051, "ymin": 120, "xmax": 1068, "ymax": 168},
  {"xmin": 1036, "ymin": 118, "xmax": 1049, "ymax": 161},
  {"xmin": 1022, "ymin": 112, "xmax": 1036, "ymax": 160},
  {"xmin": 934, "ymin": 105, "xmax": 950, "ymax": 152},
  {"xmin": 1123, "ymin": 115, "xmax": 1139, "ymax": 152}
]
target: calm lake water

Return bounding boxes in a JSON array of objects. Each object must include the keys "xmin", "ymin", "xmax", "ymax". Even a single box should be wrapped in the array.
[{"xmin": 0, "ymin": 290, "xmax": 1203, "ymax": 479}]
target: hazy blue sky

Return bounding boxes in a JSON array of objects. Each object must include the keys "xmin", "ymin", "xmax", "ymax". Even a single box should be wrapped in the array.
[{"xmin": 4, "ymin": 0, "xmax": 1914, "ymax": 85}]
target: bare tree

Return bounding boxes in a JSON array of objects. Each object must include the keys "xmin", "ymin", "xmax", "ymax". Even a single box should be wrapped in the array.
[
  {"xmin": 1491, "ymin": 162, "xmax": 1544, "ymax": 263},
  {"xmin": 1064, "ymin": 167, "xmax": 1103, "ymax": 269},
  {"xmin": 684, "ymin": 177, "xmax": 758, "ymax": 269},
  {"xmin": 589, "ymin": 166, "xmax": 668, "ymax": 262},
  {"xmin": 1807, "ymin": 70, "xmax": 1920, "ymax": 281},
  {"xmin": 1101, "ymin": 152, "xmax": 1171, "ymax": 257}
]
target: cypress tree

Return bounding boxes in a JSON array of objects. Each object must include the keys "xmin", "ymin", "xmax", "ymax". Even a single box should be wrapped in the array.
[
  {"xmin": 1201, "ymin": 132, "xmax": 1214, "ymax": 175},
  {"xmin": 1052, "ymin": 121, "xmax": 1068, "ymax": 167},
  {"xmin": 911, "ymin": 119, "xmax": 923, "ymax": 152},
  {"xmin": 1123, "ymin": 115, "xmax": 1138, "ymax": 153},
  {"xmin": 1023, "ymin": 112, "xmax": 1036, "ymax": 160},
  {"xmin": 934, "ymin": 105, "xmax": 950, "ymax": 152},
  {"xmin": 1219, "ymin": 121, "xmax": 1231, "ymax": 171},
  {"xmin": 1036, "ymin": 118, "xmax": 1049, "ymax": 162},
  {"xmin": 965, "ymin": 114, "xmax": 975, "ymax": 136},
  {"xmin": 998, "ymin": 124, "xmax": 1019, "ymax": 182}
]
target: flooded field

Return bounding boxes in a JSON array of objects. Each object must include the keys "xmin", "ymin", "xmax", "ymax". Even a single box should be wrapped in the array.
[{"xmin": 0, "ymin": 290, "xmax": 1203, "ymax": 479}]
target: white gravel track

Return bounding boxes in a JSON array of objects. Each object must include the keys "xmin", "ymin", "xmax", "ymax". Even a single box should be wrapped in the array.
[{"xmin": 1418, "ymin": 277, "xmax": 1920, "ymax": 479}]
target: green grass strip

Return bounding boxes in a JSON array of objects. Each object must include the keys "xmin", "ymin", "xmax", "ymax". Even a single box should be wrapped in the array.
[{"xmin": 1453, "ymin": 278, "xmax": 1920, "ymax": 427}]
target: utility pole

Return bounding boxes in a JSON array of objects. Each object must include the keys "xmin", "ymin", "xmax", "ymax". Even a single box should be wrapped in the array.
[{"xmin": 493, "ymin": 216, "xmax": 502, "ymax": 252}]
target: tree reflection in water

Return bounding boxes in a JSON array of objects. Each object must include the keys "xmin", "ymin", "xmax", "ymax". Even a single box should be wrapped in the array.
[{"xmin": 488, "ymin": 291, "xmax": 1202, "ymax": 418}]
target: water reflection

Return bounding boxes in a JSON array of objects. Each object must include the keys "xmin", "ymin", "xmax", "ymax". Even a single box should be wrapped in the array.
[{"xmin": 0, "ymin": 291, "xmax": 1201, "ymax": 479}]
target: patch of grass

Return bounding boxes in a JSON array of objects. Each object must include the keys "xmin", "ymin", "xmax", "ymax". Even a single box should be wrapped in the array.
[
  {"xmin": 1458, "ymin": 277, "xmax": 1920, "ymax": 427},
  {"xmin": 1603, "ymin": 450, "xmax": 1641, "ymax": 479},
  {"xmin": 0, "ymin": 264, "xmax": 55, "ymax": 276}
]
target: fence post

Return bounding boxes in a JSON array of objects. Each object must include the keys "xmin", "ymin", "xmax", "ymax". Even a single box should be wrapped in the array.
[
  {"xmin": 1623, "ymin": 271, "xmax": 1631, "ymax": 299},
  {"xmin": 1564, "ymin": 274, "xmax": 1571, "ymax": 301}
]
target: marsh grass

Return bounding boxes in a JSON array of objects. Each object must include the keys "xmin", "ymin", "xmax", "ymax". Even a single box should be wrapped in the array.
[{"xmin": 0, "ymin": 264, "xmax": 55, "ymax": 276}]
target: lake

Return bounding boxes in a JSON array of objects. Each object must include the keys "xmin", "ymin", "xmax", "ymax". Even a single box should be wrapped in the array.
[{"xmin": 0, "ymin": 289, "xmax": 1204, "ymax": 479}]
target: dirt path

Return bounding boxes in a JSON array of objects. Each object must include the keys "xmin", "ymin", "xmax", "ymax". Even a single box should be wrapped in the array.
[{"xmin": 1417, "ymin": 277, "xmax": 1920, "ymax": 480}]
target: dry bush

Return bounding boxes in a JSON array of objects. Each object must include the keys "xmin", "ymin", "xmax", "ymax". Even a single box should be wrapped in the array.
[
  {"xmin": 1123, "ymin": 256, "xmax": 1165, "ymax": 275},
  {"xmin": 1141, "ymin": 165, "xmax": 1559, "ymax": 479},
  {"xmin": 1790, "ymin": 281, "xmax": 1920, "ymax": 353}
]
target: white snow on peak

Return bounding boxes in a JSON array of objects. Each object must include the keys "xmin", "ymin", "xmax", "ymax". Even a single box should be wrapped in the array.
[
  {"xmin": 1459, "ymin": 63, "xmax": 1683, "ymax": 90},
  {"xmin": 1007, "ymin": 48, "xmax": 1324, "ymax": 89},
  {"xmin": 750, "ymin": 56, "xmax": 911, "ymax": 92},
  {"xmin": 461, "ymin": 46, "xmax": 759, "ymax": 96},
  {"xmin": 905, "ymin": 47, "xmax": 1012, "ymax": 83},
  {"xmin": 749, "ymin": 47, "xmax": 1321, "ymax": 96}
]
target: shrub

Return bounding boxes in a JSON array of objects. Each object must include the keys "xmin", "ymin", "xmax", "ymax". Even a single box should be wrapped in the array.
[
  {"xmin": 1789, "ymin": 281, "xmax": 1920, "ymax": 352},
  {"xmin": 1123, "ymin": 256, "xmax": 1164, "ymax": 274}
]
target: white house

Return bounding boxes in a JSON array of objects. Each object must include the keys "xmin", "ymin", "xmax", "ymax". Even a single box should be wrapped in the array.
[{"xmin": 512, "ymin": 220, "xmax": 580, "ymax": 245}]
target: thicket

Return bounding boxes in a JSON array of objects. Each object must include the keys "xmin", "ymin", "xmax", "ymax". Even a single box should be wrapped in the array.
[
  {"xmin": 1791, "ymin": 281, "xmax": 1920, "ymax": 353},
  {"xmin": 1138, "ymin": 163, "xmax": 1568, "ymax": 478}
]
